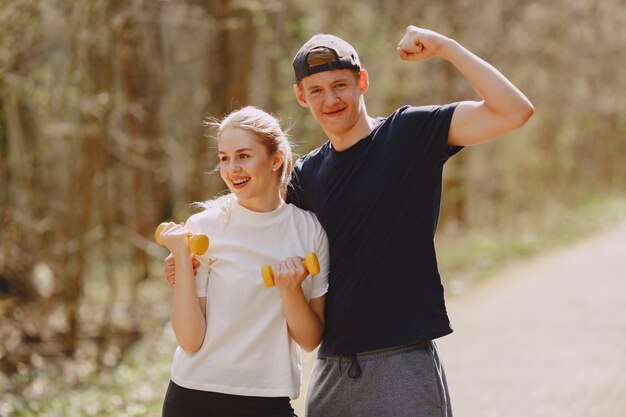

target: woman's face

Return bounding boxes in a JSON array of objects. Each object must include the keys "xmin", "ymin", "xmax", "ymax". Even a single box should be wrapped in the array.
[{"xmin": 218, "ymin": 127, "xmax": 283, "ymax": 212}]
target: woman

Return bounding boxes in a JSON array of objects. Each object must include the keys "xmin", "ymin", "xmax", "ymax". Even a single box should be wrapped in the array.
[{"xmin": 158, "ymin": 106, "xmax": 328, "ymax": 417}]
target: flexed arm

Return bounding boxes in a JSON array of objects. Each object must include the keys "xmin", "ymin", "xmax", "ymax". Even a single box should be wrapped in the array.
[
  {"xmin": 159, "ymin": 223, "xmax": 206, "ymax": 354},
  {"xmin": 397, "ymin": 26, "xmax": 534, "ymax": 146},
  {"xmin": 272, "ymin": 256, "xmax": 325, "ymax": 352}
]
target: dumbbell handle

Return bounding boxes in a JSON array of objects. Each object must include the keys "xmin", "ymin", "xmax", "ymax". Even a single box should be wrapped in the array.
[
  {"xmin": 261, "ymin": 252, "xmax": 320, "ymax": 288},
  {"xmin": 155, "ymin": 222, "xmax": 209, "ymax": 256}
]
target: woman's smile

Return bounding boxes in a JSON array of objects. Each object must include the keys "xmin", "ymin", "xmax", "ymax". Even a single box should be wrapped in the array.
[{"xmin": 230, "ymin": 176, "xmax": 251, "ymax": 189}]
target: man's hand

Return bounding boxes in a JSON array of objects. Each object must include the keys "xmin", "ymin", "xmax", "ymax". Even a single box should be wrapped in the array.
[
  {"xmin": 164, "ymin": 253, "xmax": 200, "ymax": 287},
  {"xmin": 397, "ymin": 26, "xmax": 449, "ymax": 62}
]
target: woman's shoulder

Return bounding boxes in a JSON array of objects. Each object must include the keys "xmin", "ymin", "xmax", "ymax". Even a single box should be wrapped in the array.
[
  {"xmin": 187, "ymin": 197, "xmax": 232, "ymax": 228},
  {"xmin": 284, "ymin": 203, "xmax": 323, "ymax": 229}
]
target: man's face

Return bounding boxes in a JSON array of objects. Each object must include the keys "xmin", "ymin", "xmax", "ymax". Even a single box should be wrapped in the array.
[{"xmin": 294, "ymin": 69, "xmax": 369, "ymax": 140}]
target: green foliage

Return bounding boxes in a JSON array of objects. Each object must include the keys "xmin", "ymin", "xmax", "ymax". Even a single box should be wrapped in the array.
[{"xmin": 2, "ymin": 333, "xmax": 174, "ymax": 416}]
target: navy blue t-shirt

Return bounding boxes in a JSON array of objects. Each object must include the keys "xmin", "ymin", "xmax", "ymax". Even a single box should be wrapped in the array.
[{"xmin": 287, "ymin": 104, "xmax": 461, "ymax": 357}]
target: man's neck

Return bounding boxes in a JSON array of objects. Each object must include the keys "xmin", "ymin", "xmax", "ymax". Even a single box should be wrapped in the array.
[{"xmin": 328, "ymin": 115, "xmax": 377, "ymax": 152}]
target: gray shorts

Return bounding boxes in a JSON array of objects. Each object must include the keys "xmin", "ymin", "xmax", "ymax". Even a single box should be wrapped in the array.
[{"xmin": 305, "ymin": 341, "xmax": 452, "ymax": 417}]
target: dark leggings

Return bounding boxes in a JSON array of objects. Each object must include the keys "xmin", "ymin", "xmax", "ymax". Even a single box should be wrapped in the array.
[{"xmin": 162, "ymin": 381, "xmax": 297, "ymax": 417}]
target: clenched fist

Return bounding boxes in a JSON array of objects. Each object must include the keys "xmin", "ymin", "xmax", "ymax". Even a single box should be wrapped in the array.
[{"xmin": 397, "ymin": 26, "xmax": 450, "ymax": 62}]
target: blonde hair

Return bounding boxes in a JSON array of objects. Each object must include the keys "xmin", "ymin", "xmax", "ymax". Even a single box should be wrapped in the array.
[{"xmin": 194, "ymin": 106, "xmax": 293, "ymax": 214}]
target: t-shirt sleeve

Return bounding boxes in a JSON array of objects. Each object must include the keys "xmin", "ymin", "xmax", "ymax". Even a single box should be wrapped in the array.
[
  {"xmin": 286, "ymin": 158, "xmax": 311, "ymax": 211},
  {"xmin": 397, "ymin": 103, "xmax": 462, "ymax": 167},
  {"xmin": 193, "ymin": 261, "xmax": 210, "ymax": 297},
  {"xmin": 185, "ymin": 214, "xmax": 211, "ymax": 297},
  {"xmin": 307, "ymin": 216, "xmax": 329, "ymax": 300}
]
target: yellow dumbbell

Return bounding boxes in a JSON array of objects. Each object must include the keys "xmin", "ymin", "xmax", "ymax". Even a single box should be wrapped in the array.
[
  {"xmin": 155, "ymin": 222, "xmax": 209, "ymax": 256},
  {"xmin": 261, "ymin": 252, "xmax": 320, "ymax": 288}
]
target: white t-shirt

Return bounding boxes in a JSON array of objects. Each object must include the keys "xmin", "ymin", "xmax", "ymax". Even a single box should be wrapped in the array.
[{"xmin": 169, "ymin": 197, "xmax": 329, "ymax": 399}]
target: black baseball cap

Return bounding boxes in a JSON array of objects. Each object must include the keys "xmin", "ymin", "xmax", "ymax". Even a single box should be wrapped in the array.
[{"xmin": 292, "ymin": 34, "xmax": 361, "ymax": 83}]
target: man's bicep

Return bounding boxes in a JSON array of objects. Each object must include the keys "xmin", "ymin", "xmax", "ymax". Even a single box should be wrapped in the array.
[{"xmin": 448, "ymin": 100, "xmax": 513, "ymax": 146}]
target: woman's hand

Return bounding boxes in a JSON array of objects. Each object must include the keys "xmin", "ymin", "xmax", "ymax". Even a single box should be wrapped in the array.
[
  {"xmin": 158, "ymin": 222, "xmax": 192, "ymax": 257},
  {"xmin": 272, "ymin": 256, "xmax": 309, "ymax": 295}
]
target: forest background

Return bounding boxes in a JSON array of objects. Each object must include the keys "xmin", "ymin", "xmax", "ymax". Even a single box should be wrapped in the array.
[{"xmin": 1, "ymin": 0, "xmax": 625, "ymax": 416}]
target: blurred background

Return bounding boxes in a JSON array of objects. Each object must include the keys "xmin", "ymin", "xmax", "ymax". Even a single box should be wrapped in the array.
[{"xmin": 0, "ymin": 0, "xmax": 625, "ymax": 415}]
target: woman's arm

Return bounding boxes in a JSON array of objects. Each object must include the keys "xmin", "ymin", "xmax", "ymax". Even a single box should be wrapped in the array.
[
  {"xmin": 273, "ymin": 257, "xmax": 325, "ymax": 352},
  {"xmin": 159, "ymin": 223, "xmax": 207, "ymax": 354}
]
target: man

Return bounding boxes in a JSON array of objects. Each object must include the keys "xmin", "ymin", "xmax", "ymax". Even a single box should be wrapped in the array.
[
  {"xmin": 166, "ymin": 25, "xmax": 533, "ymax": 416},
  {"xmin": 286, "ymin": 26, "xmax": 532, "ymax": 417}
]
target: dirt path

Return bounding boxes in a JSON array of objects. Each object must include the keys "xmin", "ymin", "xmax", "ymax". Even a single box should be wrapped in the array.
[
  {"xmin": 294, "ymin": 220, "xmax": 626, "ymax": 416},
  {"xmin": 438, "ymin": 220, "xmax": 626, "ymax": 417}
]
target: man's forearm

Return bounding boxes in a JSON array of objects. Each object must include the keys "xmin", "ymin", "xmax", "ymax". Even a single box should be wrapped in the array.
[{"xmin": 441, "ymin": 38, "xmax": 534, "ymax": 126}]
